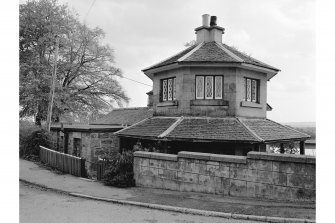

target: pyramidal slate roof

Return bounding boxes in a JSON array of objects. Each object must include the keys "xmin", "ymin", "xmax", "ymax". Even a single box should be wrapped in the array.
[
  {"xmin": 92, "ymin": 107, "xmax": 153, "ymax": 126},
  {"xmin": 142, "ymin": 42, "xmax": 279, "ymax": 72},
  {"xmin": 115, "ymin": 117, "xmax": 310, "ymax": 143}
]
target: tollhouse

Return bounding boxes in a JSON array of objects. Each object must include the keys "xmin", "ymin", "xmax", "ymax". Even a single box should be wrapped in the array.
[{"xmin": 114, "ymin": 14, "xmax": 310, "ymax": 156}]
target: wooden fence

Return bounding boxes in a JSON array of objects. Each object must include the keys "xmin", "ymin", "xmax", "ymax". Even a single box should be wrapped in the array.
[{"xmin": 39, "ymin": 146, "xmax": 86, "ymax": 177}]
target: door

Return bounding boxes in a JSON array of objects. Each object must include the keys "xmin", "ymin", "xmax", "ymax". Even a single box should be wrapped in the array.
[{"xmin": 73, "ymin": 138, "xmax": 82, "ymax": 157}]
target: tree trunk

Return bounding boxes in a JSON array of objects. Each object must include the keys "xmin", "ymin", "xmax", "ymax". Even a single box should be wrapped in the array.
[
  {"xmin": 35, "ymin": 112, "xmax": 42, "ymax": 126},
  {"xmin": 35, "ymin": 104, "xmax": 43, "ymax": 126}
]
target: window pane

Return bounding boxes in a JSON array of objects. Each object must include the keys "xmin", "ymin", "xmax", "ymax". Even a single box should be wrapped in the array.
[
  {"xmin": 162, "ymin": 80, "xmax": 167, "ymax": 101},
  {"xmin": 173, "ymin": 78, "xmax": 176, "ymax": 100},
  {"xmin": 196, "ymin": 76, "xmax": 204, "ymax": 99},
  {"xmin": 168, "ymin": 79, "xmax": 173, "ymax": 101},
  {"xmin": 205, "ymin": 76, "xmax": 213, "ymax": 99},
  {"xmin": 215, "ymin": 76, "xmax": 223, "ymax": 99},
  {"xmin": 251, "ymin": 80, "xmax": 257, "ymax": 102},
  {"xmin": 246, "ymin": 79, "xmax": 251, "ymax": 101}
]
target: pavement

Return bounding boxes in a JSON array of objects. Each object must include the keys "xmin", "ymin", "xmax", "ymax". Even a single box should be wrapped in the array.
[
  {"xmin": 19, "ymin": 159, "xmax": 315, "ymax": 222},
  {"xmin": 20, "ymin": 182, "xmax": 259, "ymax": 223}
]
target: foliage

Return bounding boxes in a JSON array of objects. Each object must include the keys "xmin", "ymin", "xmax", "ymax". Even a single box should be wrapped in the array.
[
  {"xmin": 132, "ymin": 140, "xmax": 162, "ymax": 153},
  {"xmin": 19, "ymin": 121, "xmax": 53, "ymax": 160},
  {"xmin": 268, "ymin": 141, "xmax": 300, "ymax": 154},
  {"xmin": 20, "ymin": 0, "xmax": 128, "ymax": 125},
  {"xmin": 268, "ymin": 125, "xmax": 315, "ymax": 154},
  {"xmin": 100, "ymin": 150, "xmax": 135, "ymax": 188},
  {"xmin": 184, "ymin": 40, "xmax": 196, "ymax": 47}
]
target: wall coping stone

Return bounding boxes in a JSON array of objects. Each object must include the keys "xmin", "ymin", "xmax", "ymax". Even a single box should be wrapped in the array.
[
  {"xmin": 134, "ymin": 151, "xmax": 177, "ymax": 161},
  {"xmin": 247, "ymin": 151, "xmax": 315, "ymax": 164},
  {"xmin": 134, "ymin": 151, "xmax": 315, "ymax": 165},
  {"xmin": 178, "ymin": 151, "xmax": 211, "ymax": 160},
  {"xmin": 133, "ymin": 151, "xmax": 153, "ymax": 158},
  {"xmin": 209, "ymin": 154, "xmax": 247, "ymax": 163},
  {"xmin": 151, "ymin": 153, "xmax": 178, "ymax": 161}
]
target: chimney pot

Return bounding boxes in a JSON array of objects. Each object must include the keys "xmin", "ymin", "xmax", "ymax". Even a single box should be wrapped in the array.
[
  {"xmin": 202, "ymin": 14, "xmax": 210, "ymax": 26},
  {"xmin": 210, "ymin": 16, "xmax": 217, "ymax": 26}
]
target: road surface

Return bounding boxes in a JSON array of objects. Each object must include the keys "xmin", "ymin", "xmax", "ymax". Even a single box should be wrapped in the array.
[{"xmin": 20, "ymin": 182, "xmax": 258, "ymax": 223}]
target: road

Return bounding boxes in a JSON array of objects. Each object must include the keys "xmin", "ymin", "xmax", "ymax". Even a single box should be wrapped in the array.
[{"xmin": 20, "ymin": 182, "xmax": 258, "ymax": 223}]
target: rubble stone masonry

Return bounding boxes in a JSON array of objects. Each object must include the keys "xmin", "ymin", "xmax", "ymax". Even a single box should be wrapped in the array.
[{"xmin": 133, "ymin": 151, "xmax": 315, "ymax": 201}]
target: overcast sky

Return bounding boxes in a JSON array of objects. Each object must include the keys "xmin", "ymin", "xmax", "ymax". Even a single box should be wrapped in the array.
[{"xmin": 20, "ymin": 0, "xmax": 315, "ymax": 123}]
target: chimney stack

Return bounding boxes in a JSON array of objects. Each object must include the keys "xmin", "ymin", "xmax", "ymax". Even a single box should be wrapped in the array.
[{"xmin": 195, "ymin": 14, "xmax": 225, "ymax": 44}]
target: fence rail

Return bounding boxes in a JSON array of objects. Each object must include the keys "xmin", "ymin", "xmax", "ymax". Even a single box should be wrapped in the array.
[{"xmin": 39, "ymin": 146, "xmax": 86, "ymax": 177}]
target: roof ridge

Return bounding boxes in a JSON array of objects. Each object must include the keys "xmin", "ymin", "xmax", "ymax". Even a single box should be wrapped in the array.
[
  {"xmin": 111, "ymin": 107, "xmax": 151, "ymax": 111},
  {"xmin": 158, "ymin": 116, "xmax": 184, "ymax": 138},
  {"xmin": 223, "ymin": 43, "xmax": 279, "ymax": 70},
  {"xmin": 142, "ymin": 44, "xmax": 198, "ymax": 71},
  {"xmin": 216, "ymin": 42, "xmax": 244, "ymax": 62},
  {"xmin": 236, "ymin": 117, "xmax": 263, "ymax": 142},
  {"xmin": 266, "ymin": 118, "xmax": 311, "ymax": 138},
  {"xmin": 177, "ymin": 42, "xmax": 204, "ymax": 62},
  {"xmin": 182, "ymin": 116, "xmax": 237, "ymax": 120},
  {"xmin": 114, "ymin": 117, "xmax": 151, "ymax": 135}
]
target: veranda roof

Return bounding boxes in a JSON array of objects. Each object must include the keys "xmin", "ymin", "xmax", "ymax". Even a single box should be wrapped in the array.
[{"xmin": 115, "ymin": 117, "xmax": 310, "ymax": 143}]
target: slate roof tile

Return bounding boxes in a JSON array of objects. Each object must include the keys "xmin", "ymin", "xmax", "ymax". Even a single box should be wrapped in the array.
[
  {"xmin": 143, "ymin": 44, "xmax": 198, "ymax": 71},
  {"xmin": 143, "ymin": 42, "xmax": 279, "ymax": 72},
  {"xmin": 183, "ymin": 42, "xmax": 237, "ymax": 62},
  {"xmin": 166, "ymin": 118, "xmax": 260, "ymax": 142},
  {"xmin": 222, "ymin": 44, "xmax": 279, "ymax": 71},
  {"xmin": 240, "ymin": 119, "xmax": 310, "ymax": 142},
  {"xmin": 116, "ymin": 117, "xmax": 177, "ymax": 137},
  {"xmin": 92, "ymin": 107, "xmax": 153, "ymax": 126},
  {"xmin": 116, "ymin": 117, "xmax": 310, "ymax": 143}
]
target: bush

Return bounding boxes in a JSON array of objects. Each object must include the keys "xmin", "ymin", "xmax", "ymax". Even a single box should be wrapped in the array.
[
  {"xmin": 268, "ymin": 141, "xmax": 300, "ymax": 154},
  {"xmin": 19, "ymin": 122, "xmax": 53, "ymax": 160},
  {"xmin": 101, "ymin": 150, "xmax": 135, "ymax": 188}
]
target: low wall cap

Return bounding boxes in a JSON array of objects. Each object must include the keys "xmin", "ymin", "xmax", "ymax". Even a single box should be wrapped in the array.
[{"xmin": 247, "ymin": 151, "xmax": 315, "ymax": 164}]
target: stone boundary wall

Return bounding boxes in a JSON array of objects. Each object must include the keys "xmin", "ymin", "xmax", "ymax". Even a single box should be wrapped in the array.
[{"xmin": 133, "ymin": 151, "xmax": 315, "ymax": 201}]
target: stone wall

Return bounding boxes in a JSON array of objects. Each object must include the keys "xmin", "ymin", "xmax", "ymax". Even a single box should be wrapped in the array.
[
  {"xmin": 152, "ymin": 66, "xmax": 267, "ymax": 118},
  {"xmin": 134, "ymin": 151, "xmax": 315, "ymax": 201},
  {"xmin": 50, "ymin": 130, "xmax": 119, "ymax": 178}
]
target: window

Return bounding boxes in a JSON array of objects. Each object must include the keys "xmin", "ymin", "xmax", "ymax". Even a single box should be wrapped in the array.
[
  {"xmin": 245, "ymin": 77, "xmax": 259, "ymax": 103},
  {"xmin": 196, "ymin": 75, "xmax": 223, "ymax": 100},
  {"xmin": 161, "ymin": 77, "xmax": 176, "ymax": 101}
]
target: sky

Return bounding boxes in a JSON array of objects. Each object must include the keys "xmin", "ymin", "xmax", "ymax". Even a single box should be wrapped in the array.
[{"xmin": 19, "ymin": 0, "xmax": 315, "ymax": 123}]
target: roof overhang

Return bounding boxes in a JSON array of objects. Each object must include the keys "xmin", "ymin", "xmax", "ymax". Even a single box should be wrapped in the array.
[
  {"xmin": 50, "ymin": 124, "xmax": 123, "ymax": 132},
  {"xmin": 118, "ymin": 134, "xmax": 260, "ymax": 144},
  {"xmin": 143, "ymin": 62, "xmax": 279, "ymax": 80},
  {"xmin": 118, "ymin": 134, "xmax": 309, "ymax": 144},
  {"xmin": 240, "ymin": 63, "xmax": 279, "ymax": 80},
  {"xmin": 143, "ymin": 63, "xmax": 180, "ymax": 79}
]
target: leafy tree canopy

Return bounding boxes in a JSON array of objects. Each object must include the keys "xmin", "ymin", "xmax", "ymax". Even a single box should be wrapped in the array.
[{"xmin": 20, "ymin": 0, "xmax": 129, "ymax": 125}]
